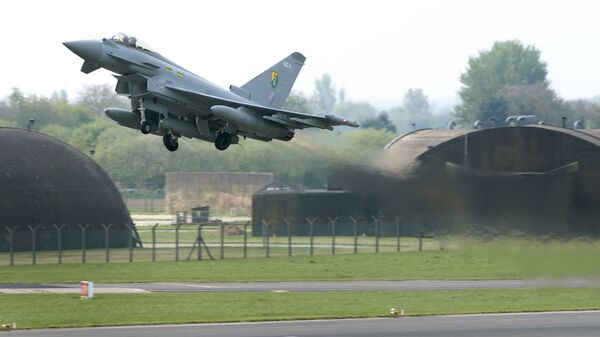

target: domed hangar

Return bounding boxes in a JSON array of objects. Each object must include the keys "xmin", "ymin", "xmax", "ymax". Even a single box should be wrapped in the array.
[
  {"xmin": 329, "ymin": 125, "xmax": 600, "ymax": 236},
  {"xmin": 0, "ymin": 128, "xmax": 137, "ymax": 252}
]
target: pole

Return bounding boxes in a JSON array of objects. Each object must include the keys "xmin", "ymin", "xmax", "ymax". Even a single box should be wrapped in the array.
[
  {"xmin": 220, "ymin": 224, "xmax": 225, "ymax": 260},
  {"xmin": 306, "ymin": 218, "xmax": 316, "ymax": 256},
  {"xmin": 53, "ymin": 225, "xmax": 64, "ymax": 264},
  {"xmin": 198, "ymin": 224, "xmax": 204, "ymax": 261},
  {"xmin": 152, "ymin": 224, "xmax": 159, "ymax": 262},
  {"xmin": 395, "ymin": 217, "xmax": 401, "ymax": 253},
  {"xmin": 102, "ymin": 224, "xmax": 112, "ymax": 263},
  {"xmin": 372, "ymin": 216, "xmax": 379, "ymax": 253},
  {"xmin": 127, "ymin": 224, "xmax": 133, "ymax": 262},
  {"xmin": 328, "ymin": 217, "xmax": 338, "ymax": 255},
  {"xmin": 78, "ymin": 224, "xmax": 89, "ymax": 263},
  {"xmin": 6, "ymin": 227, "xmax": 15, "ymax": 266},
  {"xmin": 175, "ymin": 224, "xmax": 182, "ymax": 262},
  {"xmin": 265, "ymin": 222, "xmax": 270, "ymax": 258},
  {"xmin": 350, "ymin": 217, "xmax": 359, "ymax": 254},
  {"xmin": 243, "ymin": 223, "xmax": 248, "ymax": 259},
  {"xmin": 285, "ymin": 219, "xmax": 292, "ymax": 257},
  {"xmin": 28, "ymin": 226, "xmax": 38, "ymax": 265}
]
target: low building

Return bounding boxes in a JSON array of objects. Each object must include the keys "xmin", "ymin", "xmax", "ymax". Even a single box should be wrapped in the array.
[
  {"xmin": 251, "ymin": 182, "xmax": 374, "ymax": 236},
  {"xmin": 165, "ymin": 172, "xmax": 273, "ymax": 215}
]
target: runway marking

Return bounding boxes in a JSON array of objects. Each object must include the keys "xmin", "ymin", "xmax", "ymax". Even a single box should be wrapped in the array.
[
  {"xmin": 155, "ymin": 282, "xmax": 217, "ymax": 288},
  {"xmin": 442, "ymin": 310, "xmax": 600, "ymax": 318}
]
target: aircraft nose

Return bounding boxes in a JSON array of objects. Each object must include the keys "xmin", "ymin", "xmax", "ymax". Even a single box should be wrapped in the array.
[{"xmin": 63, "ymin": 40, "xmax": 103, "ymax": 63}]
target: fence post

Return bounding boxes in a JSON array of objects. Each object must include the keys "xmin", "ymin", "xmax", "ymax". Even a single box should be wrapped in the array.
[
  {"xmin": 175, "ymin": 223, "xmax": 182, "ymax": 262},
  {"xmin": 261, "ymin": 220, "xmax": 268, "ymax": 249},
  {"xmin": 53, "ymin": 224, "xmax": 64, "ymax": 264},
  {"xmin": 307, "ymin": 218, "xmax": 316, "ymax": 256},
  {"xmin": 28, "ymin": 226, "xmax": 38, "ymax": 265},
  {"xmin": 284, "ymin": 218, "xmax": 292, "ymax": 257},
  {"xmin": 243, "ymin": 222, "xmax": 248, "ymax": 259},
  {"xmin": 265, "ymin": 222, "xmax": 270, "ymax": 258},
  {"xmin": 152, "ymin": 223, "xmax": 159, "ymax": 262},
  {"xmin": 102, "ymin": 224, "xmax": 112, "ymax": 263},
  {"xmin": 78, "ymin": 224, "xmax": 89, "ymax": 263},
  {"xmin": 350, "ymin": 217, "xmax": 359, "ymax": 254},
  {"xmin": 198, "ymin": 224, "xmax": 203, "ymax": 261},
  {"xmin": 372, "ymin": 216, "xmax": 380, "ymax": 253},
  {"xmin": 395, "ymin": 217, "xmax": 401, "ymax": 253},
  {"xmin": 6, "ymin": 227, "xmax": 15, "ymax": 266},
  {"xmin": 328, "ymin": 217, "xmax": 339, "ymax": 255},
  {"xmin": 127, "ymin": 224, "xmax": 133, "ymax": 262},
  {"xmin": 419, "ymin": 231, "xmax": 423, "ymax": 252},
  {"xmin": 220, "ymin": 224, "xmax": 225, "ymax": 260}
]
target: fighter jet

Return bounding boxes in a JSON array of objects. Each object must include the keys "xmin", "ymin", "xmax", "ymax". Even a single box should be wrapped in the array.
[{"xmin": 64, "ymin": 33, "xmax": 358, "ymax": 151}]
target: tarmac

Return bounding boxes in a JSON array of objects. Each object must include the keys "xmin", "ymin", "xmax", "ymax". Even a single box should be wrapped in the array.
[
  {"xmin": 8, "ymin": 311, "xmax": 600, "ymax": 337},
  {"xmin": 1, "ymin": 278, "xmax": 599, "ymax": 294}
]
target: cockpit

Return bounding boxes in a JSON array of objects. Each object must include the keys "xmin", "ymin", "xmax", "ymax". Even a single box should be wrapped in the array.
[{"xmin": 109, "ymin": 33, "xmax": 155, "ymax": 52}]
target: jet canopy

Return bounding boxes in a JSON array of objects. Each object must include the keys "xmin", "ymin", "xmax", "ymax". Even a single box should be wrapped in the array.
[{"xmin": 110, "ymin": 33, "xmax": 155, "ymax": 52}]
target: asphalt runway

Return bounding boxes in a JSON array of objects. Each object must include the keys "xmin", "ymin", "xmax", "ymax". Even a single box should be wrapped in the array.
[
  {"xmin": 1, "ymin": 278, "xmax": 598, "ymax": 294},
  {"xmin": 10, "ymin": 311, "xmax": 600, "ymax": 337}
]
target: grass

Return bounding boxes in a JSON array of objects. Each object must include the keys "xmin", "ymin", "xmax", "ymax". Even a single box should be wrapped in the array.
[
  {"xmin": 1, "ymin": 288, "xmax": 599, "ymax": 329},
  {"xmin": 2, "ymin": 238, "xmax": 599, "ymax": 330},
  {"xmin": 1, "ymin": 239, "xmax": 600, "ymax": 283}
]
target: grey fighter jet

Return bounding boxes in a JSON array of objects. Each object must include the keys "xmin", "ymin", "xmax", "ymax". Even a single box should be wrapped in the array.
[{"xmin": 64, "ymin": 33, "xmax": 358, "ymax": 151}]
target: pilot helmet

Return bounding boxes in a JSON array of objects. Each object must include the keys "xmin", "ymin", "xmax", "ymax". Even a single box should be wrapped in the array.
[{"xmin": 128, "ymin": 36, "xmax": 137, "ymax": 48}]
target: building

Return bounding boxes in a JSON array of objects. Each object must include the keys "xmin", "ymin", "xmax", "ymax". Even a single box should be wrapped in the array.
[
  {"xmin": 251, "ymin": 182, "xmax": 374, "ymax": 236},
  {"xmin": 165, "ymin": 172, "xmax": 273, "ymax": 215},
  {"xmin": 328, "ymin": 125, "xmax": 600, "ymax": 236},
  {"xmin": 0, "ymin": 128, "xmax": 135, "ymax": 252}
]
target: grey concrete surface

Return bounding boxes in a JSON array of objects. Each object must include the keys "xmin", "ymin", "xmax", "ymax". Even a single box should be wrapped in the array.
[
  {"xmin": 9, "ymin": 311, "xmax": 600, "ymax": 337},
  {"xmin": 1, "ymin": 278, "xmax": 599, "ymax": 294}
]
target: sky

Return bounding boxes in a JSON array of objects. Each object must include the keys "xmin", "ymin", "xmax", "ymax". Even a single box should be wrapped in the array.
[{"xmin": 1, "ymin": 0, "xmax": 599, "ymax": 110}]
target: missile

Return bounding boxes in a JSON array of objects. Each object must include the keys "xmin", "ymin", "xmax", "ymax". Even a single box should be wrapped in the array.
[
  {"xmin": 210, "ymin": 105, "xmax": 294, "ymax": 140},
  {"xmin": 324, "ymin": 114, "xmax": 360, "ymax": 127}
]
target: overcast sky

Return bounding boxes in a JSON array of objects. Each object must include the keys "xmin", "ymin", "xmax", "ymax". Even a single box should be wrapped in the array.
[{"xmin": 1, "ymin": 0, "xmax": 598, "ymax": 109}]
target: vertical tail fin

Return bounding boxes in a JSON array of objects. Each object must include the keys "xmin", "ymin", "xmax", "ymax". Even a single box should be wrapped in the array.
[{"xmin": 235, "ymin": 52, "xmax": 306, "ymax": 109}]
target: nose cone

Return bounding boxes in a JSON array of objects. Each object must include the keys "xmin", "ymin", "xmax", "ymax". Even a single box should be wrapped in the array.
[{"xmin": 63, "ymin": 40, "xmax": 103, "ymax": 63}]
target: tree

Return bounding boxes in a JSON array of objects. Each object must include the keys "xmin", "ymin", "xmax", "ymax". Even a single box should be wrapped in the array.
[
  {"xmin": 312, "ymin": 74, "xmax": 337, "ymax": 114},
  {"xmin": 361, "ymin": 111, "xmax": 397, "ymax": 133},
  {"xmin": 403, "ymin": 88, "xmax": 430, "ymax": 116},
  {"xmin": 77, "ymin": 84, "xmax": 129, "ymax": 116},
  {"xmin": 565, "ymin": 99, "xmax": 600, "ymax": 128},
  {"xmin": 1, "ymin": 88, "xmax": 93, "ymax": 128},
  {"xmin": 455, "ymin": 40, "xmax": 549, "ymax": 124},
  {"xmin": 283, "ymin": 90, "xmax": 311, "ymax": 113},
  {"xmin": 332, "ymin": 101, "xmax": 377, "ymax": 123},
  {"xmin": 500, "ymin": 84, "xmax": 567, "ymax": 125},
  {"xmin": 390, "ymin": 88, "xmax": 433, "ymax": 133}
]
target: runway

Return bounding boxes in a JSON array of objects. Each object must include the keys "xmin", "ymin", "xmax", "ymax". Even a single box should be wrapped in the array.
[
  {"xmin": 10, "ymin": 311, "xmax": 600, "ymax": 337},
  {"xmin": 1, "ymin": 278, "xmax": 598, "ymax": 294}
]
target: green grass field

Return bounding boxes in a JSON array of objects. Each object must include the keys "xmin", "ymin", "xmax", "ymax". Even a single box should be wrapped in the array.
[
  {"xmin": 2, "ymin": 238, "xmax": 599, "ymax": 329},
  {"xmin": 2, "ymin": 288, "xmax": 599, "ymax": 329},
  {"xmin": 1, "ymin": 239, "xmax": 600, "ymax": 283}
]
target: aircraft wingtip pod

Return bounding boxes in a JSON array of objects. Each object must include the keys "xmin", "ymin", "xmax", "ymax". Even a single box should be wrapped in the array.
[{"xmin": 325, "ymin": 115, "xmax": 360, "ymax": 128}]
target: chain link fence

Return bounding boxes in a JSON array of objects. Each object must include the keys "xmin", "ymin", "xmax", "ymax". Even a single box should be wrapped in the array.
[{"xmin": 1, "ymin": 216, "xmax": 441, "ymax": 266}]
